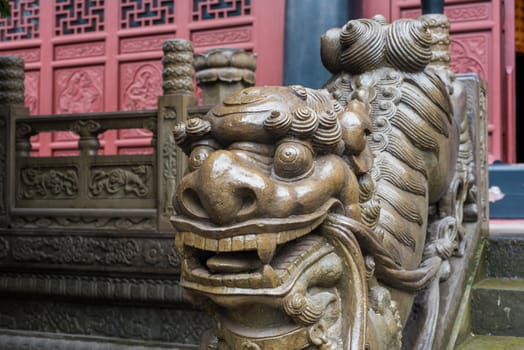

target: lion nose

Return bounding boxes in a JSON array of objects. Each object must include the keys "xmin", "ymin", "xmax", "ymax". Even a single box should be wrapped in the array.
[{"xmin": 177, "ymin": 150, "xmax": 268, "ymax": 225}]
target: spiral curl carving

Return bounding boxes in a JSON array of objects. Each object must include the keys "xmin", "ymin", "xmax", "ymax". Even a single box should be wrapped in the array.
[
  {"xmin": 264, "ymin": 111, "xmax": 293, "ymax": 138},
  {"xmin": 283, "ymin": 293, "xmax": 323, "ymax": 326},
  {"xmin": 385, "ymin": 19, "xmax": 433, "ymax": 72},
  {"xmin": 290, "ymin": 107, "xmax": 319, "ymax": 138},
  {"xmin": 312, "ymin": 111, "xmax": 342, "ymax": 152},
  {"xmin": 173, "ymin": 123, "xmax": 188, "ymax": 146},
  {"xmin": 186, "ymin": 118, "xmax": 211, "ymax": 137},
  {"xmin": 340, "ymin": 19, "xmax": 386, "ymax": 74}
]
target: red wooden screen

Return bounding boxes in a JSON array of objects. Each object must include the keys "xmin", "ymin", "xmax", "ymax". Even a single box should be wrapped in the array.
[
  {"xmin": 0, "ymin": 0, "xmax": 285, "ymax": 156},
  {"xmin": 363, "ymin": 0, "xmax": 516, "ymax": 163}
]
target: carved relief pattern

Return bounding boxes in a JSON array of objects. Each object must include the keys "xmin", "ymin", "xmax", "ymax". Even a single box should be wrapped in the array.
[
  {"xmin": 121, "ymin": 62, "xmax": 162, "ymax": 111},
  {"xmin": 12, "ymin": 237, "xmax": 139, "ymax": 265},
  {"xmin": 18, "ymin": 167, "xmax": 78, "ymax": 200},
  {"xmin": 120, "ymin": 34, "xmax": 172, "ymax": 53},
  {"xmin": 55, "ymin": 0, "xmax": 104, "ymax": 35},
  {"xmin": 89, "ymin": 165, "xmax": 153, "ymax": 199},
  {"xmin": 401, "ymin": 3, "xmax": 490, "ymax": 22},
  {"xmin": 24, "ymin": 71, "xmax": 39, "ymax": 115},
  {"xmin": 55, "ymin": 67, "xmax": 104, "ymax": 114},
  {"xmin": 445, "ymin": 3, "xmax": 490, "ymax": 21},
  {"xmin": 118, "ymin": 62, "xmax": 160, "ymax": 142},
  {"xmin": 0, "ymin": 48, "xmax": 40, "ymax": 63},
  {"xmin": 192, "ymin": 0, "xmax": 251, "ymax": 21},
  {"xmin": 55, "ymin": 42, "xmax": 105, "ymax": 61},
  {"xmin": 192, "ymin": 27, "xmax": 252, "ymax": 46},
  {"xmin": 162, "ymin": 107, "xmax": 177, "ymax": 216},
  {"xmin": 120, "ymin": 0, "xmax": 175, "ymax": 29},
  {"xmin": 0, "ymin": 0, "xmax": 39, "ymax": 41},
  {"xmin": 10, "ymin": 215, "xmax": 155, "ymax": 230},
  {"xmin": 0, "ymin": 272, "xmax": 184, "ymax": 303},
  {"xmin": 0, "ymin": 56, "xmax": 25, "ymax": 106},
  {"xmin": 450, "ymin": 35, "xmax": 488, "ymax": 79},
  {"xmin": 0, "ymin": 299, "xmax": 212, "ymax": 344},
  {"xmin": 6, "ymin": 236, "xmax": 179, "ymax": 268},
  {"xmin": 162, "ymin": 39, "xmax": 194, "ymax": 95}
]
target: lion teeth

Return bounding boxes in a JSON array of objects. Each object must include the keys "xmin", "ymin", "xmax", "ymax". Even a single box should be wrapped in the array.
[
  {"xmin": 175, "ymin": 233, "xmax": 189, "ymax": 257},
  {"xmin": 261, "ymin": 264, "xmax": 280, "ymax": 288},
  {"xmin": 256, "ymin": 233, "xmax": 277, "ymax": 264}
]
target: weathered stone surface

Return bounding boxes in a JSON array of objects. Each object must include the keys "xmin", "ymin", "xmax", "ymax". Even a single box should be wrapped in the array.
[
  {"xmin": 487, "ymin": 236, "xmax": 524, "ymax": 279},
  {"xmin": 0, "ymin": 329, "xmax": 197, "ymax": 350},
  {"xmin": 0, "ymin": 297, "xmax": 214, "ymax": 345},
  {"xmin": 471, "ymin": 278, "xmax": 524, "ymax": 336},
  {"xmin": 456, "ymin": 335, "xmax": 524, "ymax": 350}
]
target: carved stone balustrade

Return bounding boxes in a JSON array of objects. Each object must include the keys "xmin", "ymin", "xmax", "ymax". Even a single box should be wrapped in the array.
[
  {"xmin": 0, "ymin": 42, "xmax": 260, "ymax": 350},
  {"xmin": 0, "ymin": 46, "xmax": 219, "ymax": 348}
]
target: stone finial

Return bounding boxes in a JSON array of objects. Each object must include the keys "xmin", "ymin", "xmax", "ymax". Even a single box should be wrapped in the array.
[
  {"xmin": 0, "ymin": 56, "xmax": 25, "ymax": 106},
  {"xmin": 162, "ymin": 39, "xmax": 195, "ymax": 96},
  {"xmin": 194, "ymin": 48, "xmax": 256, "ymax": 105},
  {"xmin": 420, "ymin": 14, "xmax": 451, "ymax": 67}
]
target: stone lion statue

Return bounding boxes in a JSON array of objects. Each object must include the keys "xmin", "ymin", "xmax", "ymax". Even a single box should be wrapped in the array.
[{"xmin": 171, "ymin": 14, "xmax": 475, "ymax": 350}]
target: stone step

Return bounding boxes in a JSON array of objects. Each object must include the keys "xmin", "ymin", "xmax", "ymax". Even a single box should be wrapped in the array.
[
  {"xmin": 471, "ymin": 278, "xmax": 524, "ymax": 337},
  {"xmin": 455, "ymin": 335, "xmax": 524, "ymax": 350},
  {"xmin": 486, "ymin": 235, "xmax": 524, "ymax": 279},
  {"xmin": 0, "ymin": 329, "xmax": 197, "ymax": 350}
]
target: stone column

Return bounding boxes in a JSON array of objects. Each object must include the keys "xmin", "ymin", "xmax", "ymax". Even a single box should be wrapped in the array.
[
  {"xmin": 157, "ymin": 39, "xmax": 196, "ymax": 231},
  {"xmin": 0, "ymin": 56, "xmax": 27, "ymax": 226}
]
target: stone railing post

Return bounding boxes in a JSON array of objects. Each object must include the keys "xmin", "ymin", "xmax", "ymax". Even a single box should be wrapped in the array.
[
  {"xmin": 71, "ymin": 120, "xmax": 103, "ymax": 156},
  {"xmin": 195, "ymin": 48, "xmax": 256, "ymax": 106},
  {"xmin": 0, "ymin": 56, "xmax": 28, "ymax": 226},
  {"xmin": 157, "ymin": 39, "xmax": 196, "ymax": 231}
]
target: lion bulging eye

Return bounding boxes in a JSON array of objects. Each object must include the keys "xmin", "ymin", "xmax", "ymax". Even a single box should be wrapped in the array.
[
  {"xmin": 274, "ymin": 141, "xmax": 314, "ymax": 180},
  {"xmin": 188, "ymin": 146, "xmax": 214, "ymax": 171}
]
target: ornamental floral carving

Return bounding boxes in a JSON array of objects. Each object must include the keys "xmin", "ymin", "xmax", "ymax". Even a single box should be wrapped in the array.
[
  {"xmin": 191, "ymin": 27, "xmax": 252, "ymax": 46},
  {"xmin": 24, "ymin": 71, "xmax": 39, "ymax": 114},
  {"xmin": 55, "ymin": 42, "xmax": 105, "ymax": 61},
  {"xmin": 10, "ymin": 215, "xmax": 155, "ymax": 231},
  {"xmin": 88, "ymin": 165, "xmax": 152, "ymax": 199},
  {"xmin": 450, "ymin": 36, "xmax": 487, "ymax": 78},
  {"xmin": 55, "ymin": 67, "xmax": 103, "ymax": 114},
  {"xmin": 121, "ymin": 63, "xmax": 162, "ymax": 111},
  {"xmin": 11, "ymin": 236, "xmax": 140, "ymax": 265},
  {"xmin": 18, "ymin": 167, "xmax": 78, "ymax": 200},
  {"xmin": 120, "ymin": 35, "xmax": 171, "ymax": 54}
]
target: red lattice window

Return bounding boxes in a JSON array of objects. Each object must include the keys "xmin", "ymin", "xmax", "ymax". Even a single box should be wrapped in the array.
[
  {"xmin": 55, "ymin": 0, "xmax": 105, "ymax": 36},
  {"xmin": 120, "ymin": 0, "xmax": 175, "ymax": 29},
  {"xmin": 192, "ymin": 0, "xmax": 251, "ymax": 21},
  {"xmin": 0, "ymin": 0, "xmax": 39, "ymax": 41}
]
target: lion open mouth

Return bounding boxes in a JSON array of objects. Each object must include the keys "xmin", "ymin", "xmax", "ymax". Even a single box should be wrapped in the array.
[{"xmin": 172, "ymin": 199, "xmax": 343, "ymax": 293}]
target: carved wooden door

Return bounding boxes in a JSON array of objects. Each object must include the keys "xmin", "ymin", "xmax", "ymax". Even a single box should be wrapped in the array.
[
  {"xmin": 0, "ymin": 0, "xmax": 285, "ymax": 156},
  {"xmin": 364, "ymin": 0, "xmax": 515, "ymax": 163}
]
